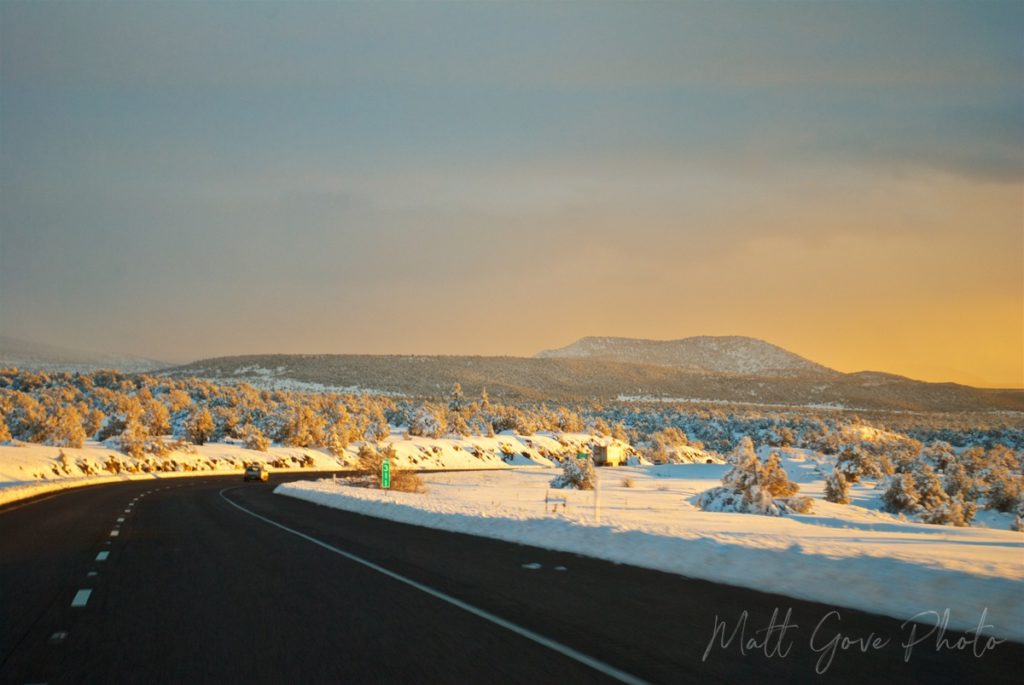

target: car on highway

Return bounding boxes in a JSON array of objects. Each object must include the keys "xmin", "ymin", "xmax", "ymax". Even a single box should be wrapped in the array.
[{"xmin": 243, "ymin": 464, "xmax": 269, "ymax": 482}]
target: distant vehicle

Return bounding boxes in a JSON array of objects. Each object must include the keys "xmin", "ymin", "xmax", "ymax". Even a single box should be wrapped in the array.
[{"xmin": 244, "ymin": 464, "xmax": 269, "ymax": 482}]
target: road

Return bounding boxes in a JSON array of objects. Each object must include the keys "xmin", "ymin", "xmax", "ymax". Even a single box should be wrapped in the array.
[{"xmin": 1, "ymin": 472, "xmax": 1020, "ymax": 684}]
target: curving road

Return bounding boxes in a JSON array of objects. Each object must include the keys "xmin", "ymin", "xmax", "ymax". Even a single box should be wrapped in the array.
[{"xmin": 1, "ymin": 473, "xmax": 1020, "ymax": 684}]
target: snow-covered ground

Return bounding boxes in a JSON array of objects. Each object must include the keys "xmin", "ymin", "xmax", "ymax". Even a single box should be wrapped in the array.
[
  {"xmin": 277, "ymin": 451, "xmax": 1024, "ymax": 641},
  {"xmin": 0, "ymin": 440, "xmax": 342, "ymax": 506},
  {"xmin": 0, "ymin": 431, "xmax": 633, "ymax": 505}
]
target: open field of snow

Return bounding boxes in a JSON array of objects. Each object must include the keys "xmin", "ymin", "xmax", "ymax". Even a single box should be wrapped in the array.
[{"xmin": 277, "ymin": 455, "xmax": 1024, "ymax": 641}]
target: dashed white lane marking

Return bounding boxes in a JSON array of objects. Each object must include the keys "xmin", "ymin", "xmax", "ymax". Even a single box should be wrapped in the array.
[
  {"xmin": 124, "ymin": 508, "xmax": 131, "ymax": 513},
  {"xmin": 96, "ymin": 551, "xmax": 109, "ymax": 561},
  {"xmin": 109, "ymin": 530, "xmax": 119, "ymax": 537},
  {"xmin": 522, "ymin": 562, "xmax": 542, "ymax": 570},
  {"xmin": 70, "ymin": 589, "xmax": 92, "ymax": 608},
  {"xmin": 117, "ymin": 517, "xmax": 125, "ymax": 523},
  {"xmin": 49, "ymin": 630, "xmax": 69, "ymax": 644},
  {"xmin": 87, "ymin": 571, "xmax": 98, "ymax": 578},
  {"xmin": 554, "ymin": 566, "xmax": 567, "ymax": 571},
  {"xmin": 219, "ymin": 489, "xmax": 649, "ymax": 685}
]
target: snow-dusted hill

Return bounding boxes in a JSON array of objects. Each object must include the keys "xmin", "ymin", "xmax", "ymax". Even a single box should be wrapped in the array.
[
  {"xmin": 164, "ymin": 353, "xmax": 1024, "ymax": 411},
  {"xmin": 536, "ymin": 335, "xmax": 835, "ymax": 377},
  {"xmin": 0, "ymin": 336, "xmax": 168, "ymax": 373}
]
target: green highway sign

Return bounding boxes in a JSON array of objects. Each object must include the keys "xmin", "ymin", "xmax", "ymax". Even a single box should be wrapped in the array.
[{"xmin": 381, "ymin": 458, "xmax": 391, "ymax": 489}]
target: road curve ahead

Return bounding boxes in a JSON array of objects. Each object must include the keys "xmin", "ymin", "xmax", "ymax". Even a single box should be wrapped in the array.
[{"xmin": 1, "ymin": 473, "xmax": 1020, "ymax": 684}]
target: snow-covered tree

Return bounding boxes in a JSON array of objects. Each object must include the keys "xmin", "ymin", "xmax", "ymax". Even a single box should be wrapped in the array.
[
  {"xmin": 363, "ymin": 402, "xmax": 391, "ymax": 442},
  {"xmin": 356, "ymin": 443, "xmax": 387, "ymax": 475},
  {"xmin": 985, "ymin": 467, "xmax": 1023, "ymax": 513},
  {"xmin": 165, "ymin": 388, "xmax": 192, "ymax": 413},
  {"xmin": 942, "ymin": 459, "xmax": 978, "ymax": 501},
  {"xmin": 323, "ymin": 403, "xmax": 361, "ymax": 451},
  {"xmin": 279, "ymin": 406, "xmax": 324, "ymax": 448},
  {"xmin": 408, "ymin": 403, "xmax": 446, "ymax": 439},
  {"xmin": 4, "ymin": 392, "xmax": 47, "ymax": 442},
  {"xmin": 46, "ymin": 405, "xmax": 87, "ymax": 448},
  {"xmin": 83, "ymin": 408, "xmax": 106, "ymax": 438},
  {"xmin": 592, "ymin": 418, "xmax": 612, "ymax": 437},
  {"xmin": 881, "ymin": 463, "xmax": 976, "ymax": 526},
  {"xmin": 213, "ymin": 406, "xmax": 241, "ymax": 441},
  {"xmin": 696, "ymin": 437, "xmax": 807, "ymax": 515},
  {"xmin": 646, "ymin": 427, "xmax": 689, "ymax": 464},
  {"xmin": 186, "ymin": 407, "xmax": 215, "ymax": 446},
  {"xmin": 986, "ymin": 444, "xmax": 1022, "ymax": 472},
  {"xmin": 915, "ymin": 464, "xmax": 949, "ymax": 513},
  {"xmin": 920, "ymin": 494, "xmax": 975, "ymax": 527},
  {"xmin": 117, "ymin": 417, "xmax": 151, "ymax": 458},
  {"xmin": 554, "ymin": 407, "xmax": 584, "ymax": 433},
  {"xmin": 239, "ymin": 424, "xmax": 270, "ymax": 451},
  {"xmin": 323, "ymin": 421, "xmax": 349, "ymax": 456},
  {"xmin": 448, "ymin": 383, "xmax": 466, "ymax": 412},
  {"xmin": 447, "ymin": 410, "xmax": 470, "ymax": 437},
  {"xmin": 881, "ymin": 473, "xmax": 920, "ymax": 514},
  {"xmin": 143, "ymin": 399, "xmax": 171, "ymax": 437},
  {"xmin": 921, "ymin": 441, "xmax": 957, "ymax": 472},
  {"xmin": 824, "ymin": 468, "xmax": 850, "ymax": 504},
  {"xmin": 550, "ymin": 455, "xmax": 596, "ymax": 490},
  {"xmin": 836, "ymin": 445, "xmax": 883, "ymax": 483},
  {"xmin": 762, "ymin": 452, "xmax": 799, "ymax": 498},
  {"xmin": 769, "ymin": 426, "xmax": 795, "ymax": 447}
]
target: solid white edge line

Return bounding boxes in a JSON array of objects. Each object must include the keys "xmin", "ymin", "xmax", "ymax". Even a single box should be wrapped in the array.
[
  {"xmin": 218, "ymin": 488, "xmax": 649, "ymax": 685},
  {"xmin": 71, "ymin": 589, "xmax": 92, "ymax": 607}
]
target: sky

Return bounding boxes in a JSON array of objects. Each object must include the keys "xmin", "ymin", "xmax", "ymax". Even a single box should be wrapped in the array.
[{"xmin": 1, "ymin": 0, "xmax": 1021, "ymax": 388}]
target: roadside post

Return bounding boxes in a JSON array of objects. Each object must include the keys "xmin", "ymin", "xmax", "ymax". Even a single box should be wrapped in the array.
[
  {"xmin": 381, "ymin": 458, "xmax": 391, "ymax": 490},
  {"xmin": 584, "ymin": 453, "xmax": 600, "ymax": 524},
  {"xmin": 575, "ymin": 452, "xmax": 600, "ymax": 523}
]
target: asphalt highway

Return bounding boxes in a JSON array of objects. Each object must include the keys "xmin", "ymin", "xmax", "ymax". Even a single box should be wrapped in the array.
[{"xmin": 1, "ymin": 472, "xmax": 1020, "ymax": 684}]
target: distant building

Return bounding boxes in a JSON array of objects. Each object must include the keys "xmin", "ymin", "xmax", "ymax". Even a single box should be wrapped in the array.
[{"xmin": 592, "ymin": 444, "xmax": 626, "ymax": 466}]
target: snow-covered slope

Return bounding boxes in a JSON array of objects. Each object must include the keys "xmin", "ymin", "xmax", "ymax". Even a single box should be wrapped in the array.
[
  {"xmin": 0, "ymin": 431, "xmax": 633, "ymax": 505},
  {"xmin": 164, "ymin": 354, "xmax": 1024, "ymax": 411},
  {"xmin": 536, "ymin": 335, "xmax": 835, "ymax": 377}
]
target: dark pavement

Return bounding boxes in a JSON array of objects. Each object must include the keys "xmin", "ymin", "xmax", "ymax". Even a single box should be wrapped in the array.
[{"xmin": 1, "ymin": 472, "xmax": 1020, "ymax": 684}]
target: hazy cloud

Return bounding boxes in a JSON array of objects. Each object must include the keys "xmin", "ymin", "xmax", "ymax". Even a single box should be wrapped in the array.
[{"xmin": 1, "ymin": 0, "xmax": 1021, "ymax": 385}]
